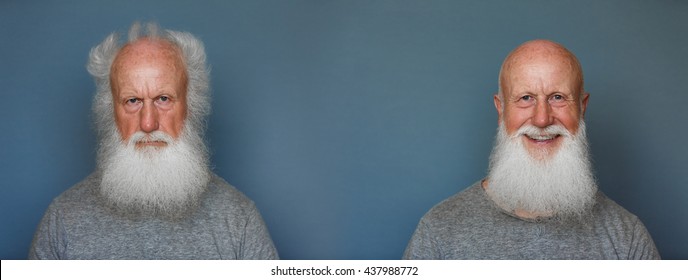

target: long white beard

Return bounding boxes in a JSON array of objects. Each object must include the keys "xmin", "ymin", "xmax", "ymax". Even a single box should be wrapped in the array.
[
  {"xmin": 98, "ymin": 128, "xmax": 210, "ymax": 218},
  {"xmin": 486, "ymin": 121, "xmax": 597, "ymax": 220}
]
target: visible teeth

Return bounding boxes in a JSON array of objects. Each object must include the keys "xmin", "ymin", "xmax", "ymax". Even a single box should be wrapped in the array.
[{"xmin": 528, "ymin": 134, "xmax": 556, "ymax": 141}]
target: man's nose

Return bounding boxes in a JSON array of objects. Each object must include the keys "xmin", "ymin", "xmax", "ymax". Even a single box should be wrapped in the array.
[
  {"xmin": 532, "ymin": 100, "xmax": 553, "ymax": 128},
  {"xmin": 139, "ymin": 102, "xmax": 159, "ymax": 133}
]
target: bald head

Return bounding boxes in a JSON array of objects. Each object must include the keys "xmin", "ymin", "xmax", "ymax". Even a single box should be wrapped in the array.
[{"xmin": 499, "ymin": 40, "xmax": 584, "ymax": 98}]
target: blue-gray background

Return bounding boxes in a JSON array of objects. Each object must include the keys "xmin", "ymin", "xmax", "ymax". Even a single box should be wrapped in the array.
[{"xmin": 1, "ymin": 0, "xmax": 686, "ymax": 260}]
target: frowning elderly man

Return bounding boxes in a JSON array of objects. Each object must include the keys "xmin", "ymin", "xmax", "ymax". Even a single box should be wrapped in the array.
[
  {"xmin": 29, "ymin": 23, "xmax": 278, "ymax": 259},
  {"xmin": 404, "ymin": 40, "xmax": 660, "ymax": 259}
]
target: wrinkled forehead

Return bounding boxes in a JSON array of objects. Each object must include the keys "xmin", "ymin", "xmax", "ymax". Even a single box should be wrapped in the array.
[
  {"xmin": 111, "ymin": 38, "xmax": 185, "ymax": 72},
  {"xmin": 508, "ymin": 56, "xmax": 578, "ymax": 83}
]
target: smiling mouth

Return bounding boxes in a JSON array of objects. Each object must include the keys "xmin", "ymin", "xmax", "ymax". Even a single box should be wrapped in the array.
[{"xmin": 525, "ymin": 134, "xmax": 561, "ymax": 143}]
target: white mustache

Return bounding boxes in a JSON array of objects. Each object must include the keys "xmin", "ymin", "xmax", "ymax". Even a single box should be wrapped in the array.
[
  {"xmin": 513, "ymin": 124, "xmax": 571, "ymax": 140},
  {"xmin": 128, "ymin": 131, "xmax": 174, "ymax": 145}
]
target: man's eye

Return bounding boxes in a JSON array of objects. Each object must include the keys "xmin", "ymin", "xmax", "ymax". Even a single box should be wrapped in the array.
[
  {"xmin": 157, "ymin": 96, "xmax": 172, "ymax": 105},
  {"xmin": 155, "ymin": 96, "xmax": 174, "ymax": 109},
  {"xmin": 521, "ymin": 96, "xmax": 533, "ymax": 101},
  {"xmin": 550, "ymin": 95, "xmax": 567, "ymax": 103},
  {"xmin": 126, "ymin": 98, "xmax": 139, "ymax": 104}
]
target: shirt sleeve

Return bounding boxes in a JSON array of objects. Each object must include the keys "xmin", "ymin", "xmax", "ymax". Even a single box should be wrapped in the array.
[
  {"xmin": 28, "ymin": 204, "xmax": 65, "ymax": 260},
  {"xmin": 629, "ymin": 218, "xmax": 661, "ymax": 260},
  {"xmin": 239, "ymin": 204, "xmax": 279, "ymax": 260},
  {"xmin": 403, "ymin": 217, "xmax": 442, "ymax": 260}
]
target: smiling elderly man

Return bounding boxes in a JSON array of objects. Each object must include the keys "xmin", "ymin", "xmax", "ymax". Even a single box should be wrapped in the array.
[
  {"xmin": 404, "ymin": 40, "xmax": 660, "ymax": 259},
  {"xmin": 29, "ymin": 23, "xmax": 278, "ymax": 259}
]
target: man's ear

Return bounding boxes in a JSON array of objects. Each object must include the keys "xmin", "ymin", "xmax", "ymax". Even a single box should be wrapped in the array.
[
  {"xmin": 580, "ymin": 92, "xmax": 590, "ymax": 117},
  {"xmin": 494, "ymin": 94, "xmax": 503, "ymax": 124}
]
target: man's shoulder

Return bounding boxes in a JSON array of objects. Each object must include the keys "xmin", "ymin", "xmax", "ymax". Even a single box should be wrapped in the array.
[
  {"xmin": 204, "ymin": 173, "xmax": 258, "ymax": 211},
  {"xmin": 589, "ymin": 190, "xmax": 660, "ymax": 259},
  {"xmin": 49, "ymin": 173, "xmax": 101, "ymax": 208},
  {"xmin": 592, "ymin": 190, "xmax": 643, "ymax": 227},
  {"xmin": 421, "ymin": 181, "xmax": 487, "ymax": 224},
  {"xmin": 34, "ymin": 172, "xmax": 104, "ymax": 225}
]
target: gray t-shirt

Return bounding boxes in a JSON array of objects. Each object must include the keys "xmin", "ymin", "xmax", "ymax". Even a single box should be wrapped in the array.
[
  {"xmin": 29, "ymin": 172, "xmax": 278, "ymax": 259},
  {"xmin": 403, "ymin": 181, "xmax": 660, "ymax": 259}
]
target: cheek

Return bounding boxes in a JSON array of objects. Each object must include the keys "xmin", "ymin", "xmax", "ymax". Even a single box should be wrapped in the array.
[
  {"xmin": 554, "ymin": 109, "xmax": 582, "ymax": 132},
  {"xmin": 173, "ymin": 104, "xmax": 188, "ymax": 136},
  {"xmin": 160, "ymin": 110, "xmax": 186, "ymax": 137},
  {"xmin": 115, "ymin": 123, "xmax": 134, "ymax": 140},
  {"xmin": 561, "ymin": 117, "xmax": 580, "ymax": 133},
  {"xmin": 503, "ymin": 109, "xmax": 530, "ymax": 134},
  {"xmin": 505, "ymin": 122, "xmax": 523, "ymax": 135},
  {"xmin": 113, "ymin": 108, "xmax": 138, "ymax": 140}
]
